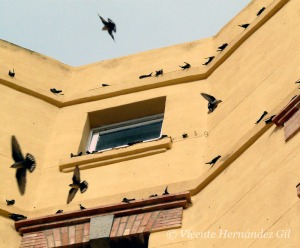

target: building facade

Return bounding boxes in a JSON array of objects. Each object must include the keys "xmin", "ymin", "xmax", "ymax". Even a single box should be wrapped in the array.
[{"xmin": 1, "ymin": 0, "xmax": 300, "ymax": 247}]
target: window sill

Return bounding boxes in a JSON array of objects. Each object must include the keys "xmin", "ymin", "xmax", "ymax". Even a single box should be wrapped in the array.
[{"xmin": 59, "ymin": 137, "xmax": 172, "ymax": 173}]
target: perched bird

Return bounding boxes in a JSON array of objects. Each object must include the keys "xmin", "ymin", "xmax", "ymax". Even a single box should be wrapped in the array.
[
  {"xmin": 238, "ymin": 23, "xmax": 250, "ymax": 29},
  {"xmin": 217, "ymin": 43, "xmax": 228, "ymax": 52},
  {"xmin": 79, "ymin": 204, "xmax": 86, "ymax": 210},
  {"xmin": 102, "ymin": 84, "xmax": 110, "ymax": 87},
  {"xmin": 179, "ymin": 62, "xmax": 191, "ymax": 70},
  {"xmin": 122, "ymin": 198, "xmax": 135, "ymax": 203},
  {"xmin": 6, "ymin": 199, "xmax": 15, "ymax": 206},
  {"xmin": 205, "ymin": 155, "xmax": 221, "ymax": 166},
  {"xmin": 155, "ymin": 69, "xmax": 163, "ymax": 77},
  {"xmin": 162, "ymin": 186, "xmax": 169, "ymax": 195},
  {"xmin": 50, "ymin": 88, "xmax": 63, "ymax": 94},
  {"xmin": 56, "ymin": 210, "xmax": 63, "ymax": 214},
  {"xmin": 200, "ymin": 93, "xmax": 222, "ymax": 113},
  {"xmin": 9, "ymin": 213, "xmax": 27, "ymax": 222},
  {"xmin": 70, "ymin": 152, "xmax": 83, "ymax": 158},
  {"xmin": 8, "ymin": 69, "xmax": 15, "ymax": 77},
  {"xmin": 139, "ymin": 72, "xmax": 153, "ymax": 79},
  {"xmin": 202, "ymin": 56, "xmax": 215, "ymax": 65},
  {"xmin": 182, "ymin": 133, "xmax": 188, "ymax": 138},
  {"xmin": 149, "ymin": 194, "xmax": 158, "ymax": 198},
  {"xmin": 97, "ymin": 13, "xmax": 116, "ymax": 41},
  {"xmin": 257, "ymin": 7, "xmax": 266, "ymax": 16},
  {"xmin": 265, "ymin": 115, "xmax": 276, "ymax": 124},
  {"xmin": 67, "ymin": 166, "xmax": 88, "ymax": 204},
  {"xmin": 255, "ymin": 111, "xmax": 268, "ymax": 124},
  {"xmin": 11, "ymin": 136, "xmax": 36, "ymax": 195}
]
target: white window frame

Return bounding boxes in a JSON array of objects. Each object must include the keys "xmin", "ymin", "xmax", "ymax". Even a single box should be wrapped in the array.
[{"xmin": 87, "ymin": 114, "xmax": 164, "ymax": 152}]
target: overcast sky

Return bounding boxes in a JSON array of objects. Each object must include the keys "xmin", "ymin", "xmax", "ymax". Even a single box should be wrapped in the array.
[{"xmin": 0, "ymin": 0, "xmax": 250, "ymax": 66}]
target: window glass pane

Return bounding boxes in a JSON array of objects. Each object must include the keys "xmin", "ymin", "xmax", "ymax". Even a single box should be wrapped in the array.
[{"xmin": 95, "ymin": 120, "xmax": 162, "ymax": 151}]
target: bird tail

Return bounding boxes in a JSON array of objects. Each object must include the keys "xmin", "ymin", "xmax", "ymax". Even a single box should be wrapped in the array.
[
  {"xmin": 205, "ymin": 162, "xmax": 212, "ymax": 165},
  {"xmin": 25, "ymin": 153, "xmax": 36, "ymax": 172},
  {"xmin": 80, "ymin": 181, "xmax": 88, "ymax": 193}
]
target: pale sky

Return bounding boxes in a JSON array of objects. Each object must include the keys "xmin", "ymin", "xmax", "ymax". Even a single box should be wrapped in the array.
[{"xmin": 0, "ymin": 0, "xmax": 251, "ymax": 66}]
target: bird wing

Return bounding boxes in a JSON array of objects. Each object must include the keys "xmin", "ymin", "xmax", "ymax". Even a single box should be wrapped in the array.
[
  {"xmin": 72, "ymin": 166, "xmax": 80, "ymax": 184},
  {"xmin": 12, "ymin": 136, "xmax": 24, "ymax": 162},
  {"xmin": 24, "ymin": 153, "xmax": 36, "ymax": 172},
  {"xmin": 16, "ymin": 168, "xmax": 26, "ymax": 195},
  {"xmin": 97, "ymin": 13, "xmax": 108, "ymax": 25},
  {"xmin": 201, "ymin": 93, "xmax": 216, "ymax": 103},
  {"xmin": 67, "ymin": 188, "xmax": 78, "ymax": 204},
  {"xmin": 108, "ymin": 29, "xmax": 115, "ymax": 41}
]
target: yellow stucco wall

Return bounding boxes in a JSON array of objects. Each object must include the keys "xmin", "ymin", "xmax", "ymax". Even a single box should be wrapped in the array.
[{"xmin": 0, "ymin": 0, "xmax": 299, "ymax": 247}]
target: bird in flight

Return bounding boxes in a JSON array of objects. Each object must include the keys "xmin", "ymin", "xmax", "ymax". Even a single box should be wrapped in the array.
[
  {"xmin": 11, "ymin": 136, "xmax": 36, "ymax": 195},
  {"xmin": 205, "ymin": 155, "xmax": 221, "ymax": 166},
  {"xmin": 97, "ymin": 13, "xmax": 116, "ymax": 41},
  {"xmin": 200, "ymin": 93, "xmax": 222, "ymax": 113},
  {"xmin": 67, "ymin": 166, "xmax": 88, "ymax": 204}
]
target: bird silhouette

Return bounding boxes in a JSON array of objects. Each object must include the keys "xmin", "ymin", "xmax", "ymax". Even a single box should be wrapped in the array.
[
  {"xmin": 179, "ymin": 62, "xmax": 191, "ymax": 70},
  {"xmin": 202, "ymin": 56, "xmax": 215, "ymax": 65},
  {"xmin": 255, "ymin": 111, "xmax": 268, "ymax": 124},
  {"xmin": 9, "ymin": 213, "xmax": 27, "ymax": 221},
  {"xmin": 102, "ymin": 84, "xmax": 110, "ymax": 87},
  {"xmin": 162, "ymin": 186, "xmax": 169, "ymax": 195},
  {"xmin": 79, "ymin": 204, "xmax": 86, "ymax": 210},
  {"xmin": 50, "ymin": 88, "xmax": 63, "ymax": 94},
  {"xmin": 8, "ymin": 69, "xmax": 15, "ymax": 77},
  {"xmin": 200, "ymin": 93, "xmax": 222, "ymax": 113},
  {"xmin": 149, "ymin": 194, "xmax": 158, "ymax": 198},
  {"xmin": 205, "ymin": 155, "xmax": 221, "ymax": 166},
  {"xmin": 67, "ymin": 166, "xmax": 88, "ymax": 204},
  {"xmin": 182, "ymin": 133, "xmax": 188, "ymax": 138},
  {"xmin": 139, "ymin": 72, "xmax": 153, "ymax": 79},
  {"xmin": 265, "ymin": 115, "xmax": 276, "ymax": 124},
  {"xmin": 238, "ymin": 23, "xmax": 250, "ymax": 29},
  {"xmin": 56, "ymin": 210, "xmax": 63, "ymax": 214},
  {"xmin": 155, "ymin": 69, "xmax": 163, "ymax": 77},
  {"xmin": 217, "ymin": 43, "xmax": 228, "ymax": 52},
  {"xmin": 11, "ymin": 136, "xmax": 36, "ymax": 195},
  {"xmin": 97, "ymin": 13, "xmax": 116, "ymax": 41},
  {"xmin": 257, "ymin": 7, "xmax": 266, "ymax": 16},
  {"xmin": 122, "ymin": 198, "xmax": 135, "ymax": 203},
  {"xmin": 6, "ymin": 199, "xmax": 15, "ymax": 206},
  {"xmin": 70, "ymin": 152, "xmax": 83, "ymax": 158}
]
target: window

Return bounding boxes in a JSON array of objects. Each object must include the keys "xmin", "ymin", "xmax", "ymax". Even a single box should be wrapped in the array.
[{"xmin": 87, "ymin": 114, "xmax": 164, "ymax": 152}]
